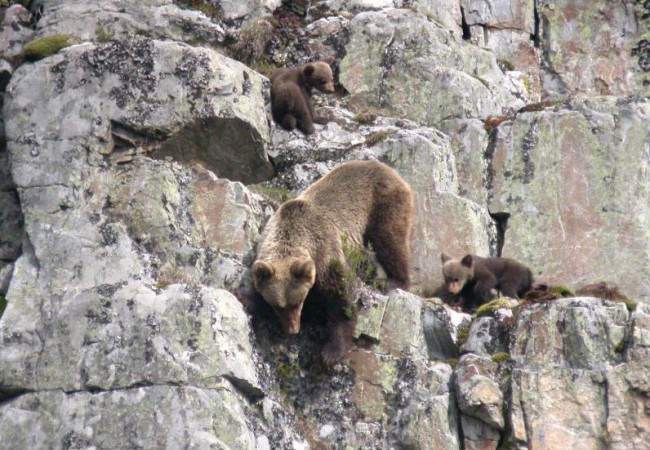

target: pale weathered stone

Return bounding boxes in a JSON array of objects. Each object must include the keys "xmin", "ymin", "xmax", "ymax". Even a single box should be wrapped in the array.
[
  {"xmin": 455, "ymin": 354, "xmax": 504, "ymax": 430},
  {"xmin": 536, "ymin": 0, "xmax": 643, "ymax": 97},
  {"xmin": 0, "ymin": 383, "xmax": 257, "ymax": 450},
  {"xmin": 6, "ymin": 40, "xmax": 274, "ymax": 185},
  {"xmin": 490, "ymin": 97, "xmax": 650, "ymax": 303},
  {"xmin": 340, "ymin": 9, "xmax": 524, "ymax": 126},
  {"xmin": 33, "ymin": 0, "xmax": 226, "ymax": 46}
]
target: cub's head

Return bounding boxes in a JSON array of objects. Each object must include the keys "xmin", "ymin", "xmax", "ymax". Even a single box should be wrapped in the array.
[
  {"xmin": 303, "ymin": 58, "xmax": 335, "ymax": 94},
  {"xmin": 440, "ymin": 253, "xmax": 474, "ymax": 294},
  {"xmin": 252, "ymin": 257, "xmax": 316, "ymax": 334}
]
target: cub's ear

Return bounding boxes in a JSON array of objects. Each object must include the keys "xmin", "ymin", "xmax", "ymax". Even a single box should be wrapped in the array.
[
  {"xmin": 290, "ymin": 258, "xmax": 316, "ymax": 282},
  {"xmin": 252, "ymin": 261, "xmax": 275, "ymax": 283},
  {"xmin": 461, "ymin": 255, "xmax": 473, "ymax": 268},
  {"xmin": 441, "ymin": 252, "xmax": 452, "ymax": 264},
  {"xmin": 320, "ymin": 56, "xmax": 335, "ymax": 66},
  {"xmin": 303, "ymin": 63, "xmax": 315, "ymax": 77}
]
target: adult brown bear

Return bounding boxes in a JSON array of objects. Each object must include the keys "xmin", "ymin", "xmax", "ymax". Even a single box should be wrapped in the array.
[{"xmin": 253, "ymin": 160, "xmax": 414, "ymax": 365}]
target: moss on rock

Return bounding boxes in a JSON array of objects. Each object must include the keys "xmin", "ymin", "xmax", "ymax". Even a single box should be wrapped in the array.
[
  {"xmin": 475, "ymin": 298, "xmax": 515, "ymax": 318},
  {"xmin": 23, "ymin": 35, "xmax": 74, "ymax": 61}
]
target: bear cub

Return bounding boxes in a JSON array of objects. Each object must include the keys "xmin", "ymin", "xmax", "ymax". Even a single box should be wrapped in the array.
[
  {"xmin": 440, "ymin": 253, "xmax": 533, "ymax": 310},
  {"xmin": 253, "ymin": 160, "xmax": 415, "ymax": 366},
  {"xmin": 270, "ymin": 57, "xmax": 335, "ymax": 135}
]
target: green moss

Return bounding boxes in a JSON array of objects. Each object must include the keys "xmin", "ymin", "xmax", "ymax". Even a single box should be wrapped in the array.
[
  {"xmin": 276, "ymin": 362, "xmax": 301, "ymax": 383},
  {"xmin": 231, "ymin": 18, "xmax": 275, "ymax": 67},
  {"xmin": 176, "ymin": 0, "xmax": 224, "ymax": 20},
  {"xmin": 456, "ymin": 323, "xmax": 470, "ymax": 348},
  {"xmin": 550, "ymin": 285, "xmax": 575, "ymax": 297},
  {"xmin": 475, "ymin": 76, "xmax": 490, "ymax": 89},
  {"xmin": 621, "ymin": 299, "xmax": 637, "ymax": 311},
  {"xmin": 354, "ymin": 111, "xmax": 377, "ymax": 125},
  {"xmin": 365, "ymin": 130, "xmax": 396, "ymax": 147},
  {"xmin": 445, "ymin": 358, "xmax": 459, "ymax": 367},
  {"xmin": 250, "ymin": 185, "xmax": 295, "ymax": 205},
  {"xmin": 614, "ymin": 339, "xmax": 625, "ymax": 353},
  {"xmin": 475, "ymin": 298, "xmax": 514, "ymax": 318},
  {"xmin": 95, "ymin": 25, "xmax": 114, "ymax": 43},
  {"xmin": 491, "ymin": 352, "xmax": 510, "ymax": 364},
  {"xmin": 23, "ymin": 35, "xmax": 74, "ymax": 61},
  {"xmin": 497, "ymin": 59, "xmax": 515, "ymax": 71},
  {"xmin": 0, "ymin": 295, "xmax": 6, "ymax": 319}
]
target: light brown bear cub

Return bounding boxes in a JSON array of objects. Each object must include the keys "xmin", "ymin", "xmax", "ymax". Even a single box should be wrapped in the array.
[
  {"xmin": 440, "ymin": 253, "xmax": 533, "ymax": 310},
  {"xmin": 270, "ymin": 58, "xmax": 335, "ymax": 135},
  {"xmin": 253, "ymin": 160, "xmax": 415, "ymax": 365}
]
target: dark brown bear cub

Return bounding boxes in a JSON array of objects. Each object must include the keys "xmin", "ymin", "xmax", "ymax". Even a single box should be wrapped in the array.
[
  {"xmin": 440, "ymin": 253, "xmax": 533, "ymax": 310},
  {"xmin": 270, "ymin": 58, "xmax": 335, "ymax": 135},
  {"xmin": 253, "ymin": 160, "xmax": 415, "ymax": 366}
]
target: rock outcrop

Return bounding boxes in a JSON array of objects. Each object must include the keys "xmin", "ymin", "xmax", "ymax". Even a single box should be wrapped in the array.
[{"xmin": 0, "ymin": 0, "xmax": 648, "ymax": 449}]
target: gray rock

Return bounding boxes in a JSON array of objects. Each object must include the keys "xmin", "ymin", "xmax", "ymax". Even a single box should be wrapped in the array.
[
  {"xmin": 454, "ymin": 354, "xmax": 504, "ymax": 430},
  {"xmin": 0, "ymin": 383, "xmax": 257, "ymax": 450},
  {"xmin": 339, "ymin": 9, "xmax": 524, "ymax": 126},
  {"xmin": 490, "ymin": 97, "xmax": 650, "ymax": 304}
]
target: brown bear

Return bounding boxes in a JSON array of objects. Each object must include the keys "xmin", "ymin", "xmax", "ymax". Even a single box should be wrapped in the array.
[
  {"xmin": 440, "ymin": 253, "xmax": 533, "ymax": 310},
  {"xmin": 270, "ymin": 58, "xmax": 335, "ymax": 135},
  {"xmin": 252, "ymin": 160, "xmax": 415, "ymax": 365}
]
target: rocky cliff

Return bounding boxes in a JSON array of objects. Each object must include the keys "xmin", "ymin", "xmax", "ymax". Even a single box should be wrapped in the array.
[{"xmin": 0, "ymin": 1, "xmax": 648, "ymax": 449}]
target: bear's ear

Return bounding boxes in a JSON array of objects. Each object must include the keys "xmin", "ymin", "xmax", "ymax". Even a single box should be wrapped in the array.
[
  {"xmin": 303, "ymin": 63, "xmax": 315, "ymax": 77},
  {"xmin": 441, "ymin": 252, "xmax": 452, "ymax": 264},
  {"xmin": 290, "ymin": 258, "xmax": 316, "ymax": 282},
  {"xmin": 253, "ymin": 261, "xmax": 275, "ymax": 283},
  {"xmin": 461, "ymin": 255, "xmax": 473, "ymax": 268},
  {"xmin": 320, "ymin": 56, "xmax": 335, "ymax": 66}
]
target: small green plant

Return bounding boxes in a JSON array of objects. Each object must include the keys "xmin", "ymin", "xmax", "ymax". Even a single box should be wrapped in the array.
[
  {"xmin": 621, "ymin": 299, "xmax": 638, "ymax": 311},
  {"xmin": 491, "ymin": 352, "xmax": 510, "ymax": 364},
  {"xmin": 365, "ymin": 129, "xmax": 396, "ymax": 147},
  {"xmin": 445, "ymin": 358, "xmax": 459, "ymax": 367},
  {"xmin": 276, "ymin": 362, "xmax": 301, "ymax": 383},
  {"xmin": 176, "ymin": 0, "xmax": 224, "ymax": 20},
  {"xmin": 250, "ymin": 185, "xmax": 295, "ymax": 205},
  {"xmin": 475, "ymin": 298, "xmax": 515, "ymax": 318},
  {"xmin": 456, "ymin": 323, "xmax": 470, "ymax": 347},
  {"xmin": 497, "ymin": 59, "xmax": 515, "ymax": 71},
  {"xmin": 550, "ymin": 285, "xmax": 575, "ymax": 297},
  {"xmin": 353, "ymin": 111, "xmax": 377, "ymax": 125},
  {"xmin": 614, "ymin": 339, "xmax": 626, "ymax": 353},
  {"xmin": 231, "ymin": 18, "xmax": 274, "ymax": 67},
  {"xmin": 22, "ymin": 35, "xmax": 74, "ymax": 61},
  {"xmin": 95, "ymin": 25, "xmax": 114, "ymax": 43}
]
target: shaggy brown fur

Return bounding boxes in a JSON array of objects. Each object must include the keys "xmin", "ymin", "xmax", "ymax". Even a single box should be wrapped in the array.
[
  {"xmin": 440, "ymin": 253, "xmax": 533, "ymax": 310},
  {"xmin": 270, "ymin": 58, "xmax": 335, "ymax": 135},
  {"xmin": 576, "ymin": 282, "xmax": 628, "ymax": 301},
  {"xmin": 253, "ymin": 160, "xmax": 415, "ymax": 365}
]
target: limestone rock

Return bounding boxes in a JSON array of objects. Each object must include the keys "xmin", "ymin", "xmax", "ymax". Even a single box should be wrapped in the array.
[
  {"xmin": 340, "ymin": 9, "xmax": 525, "ymax": 126},
  {"xmin": 490, "ymin": 97, "xmax": 650, "ymax": 303},
  {"xmin": 536, "ymin": 0, "xmax": 644, "ymax": 97},
  {"xmin": 455, "ymin": 354, "xmax": 504, "ymax": 430}
]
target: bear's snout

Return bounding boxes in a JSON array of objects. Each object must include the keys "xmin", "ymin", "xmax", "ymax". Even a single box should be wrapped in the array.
[{"xmin": 276, "ymin": 303, "xmax": 304, "ymax": 334}]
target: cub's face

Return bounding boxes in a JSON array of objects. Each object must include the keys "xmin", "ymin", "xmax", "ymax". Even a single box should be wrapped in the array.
[
  {"xmin": 252, "ymin": 257, "xmax": 316, "ymax": 334},
  {"xmin": 441, "ymin": 253, "xmax": 474, "ymax": 294},
  {"xmin": 304, "ymin": 61, "xmax": 335, "ymax": 94}
]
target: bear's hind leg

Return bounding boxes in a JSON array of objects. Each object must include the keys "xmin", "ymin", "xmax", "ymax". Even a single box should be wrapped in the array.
[{"xmin": 367, "ymin": 186, "xmax": 413, "ymax": 289}]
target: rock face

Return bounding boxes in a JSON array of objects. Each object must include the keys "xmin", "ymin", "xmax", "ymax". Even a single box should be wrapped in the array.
[{"xmin": 0, "ymin": 0, "xmax": 649, "ymax": 449}]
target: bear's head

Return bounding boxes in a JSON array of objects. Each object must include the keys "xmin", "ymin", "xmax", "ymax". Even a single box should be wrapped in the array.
[
  {"xmin": 440, "ymin": 253, "xmax": 474, "ymax": 294},
  {"xmin": 303, "ymin": 58, "xmax": 335, "ymax": 94},
  {"xmin": 252, "ymin": 257, "xmax": 316, "ymax": 334}
]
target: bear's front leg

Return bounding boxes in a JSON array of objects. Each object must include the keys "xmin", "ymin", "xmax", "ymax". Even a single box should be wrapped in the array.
[
  {"xmin": 321, "ymin": 305, "xmax": 355, "ymax": 366},
  {"xmin": 317, "ymin": 265, "xmax": 356, "ymax": 366}
]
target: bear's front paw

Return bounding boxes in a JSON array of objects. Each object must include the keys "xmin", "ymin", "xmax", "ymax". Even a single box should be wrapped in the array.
[{"xmin": 321, "ymin": 340, "xmax": 348, "ymax": 366}]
